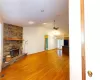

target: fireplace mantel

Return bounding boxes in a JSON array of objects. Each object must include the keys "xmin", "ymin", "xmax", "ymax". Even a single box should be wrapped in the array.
[{"xmin": 4, "ymin": 37, "xmax": 23, "ymax": 41}]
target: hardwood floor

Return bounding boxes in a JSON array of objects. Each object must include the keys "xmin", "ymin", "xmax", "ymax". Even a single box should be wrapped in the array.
[{"xmin": 0, "ymin": 49, "xmax": 69, "ymax": 80}]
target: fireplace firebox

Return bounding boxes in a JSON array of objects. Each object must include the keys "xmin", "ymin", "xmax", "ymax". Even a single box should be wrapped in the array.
[{"xmin": 10, "ymin": 49, "xmax": 19, "ymax": 58}]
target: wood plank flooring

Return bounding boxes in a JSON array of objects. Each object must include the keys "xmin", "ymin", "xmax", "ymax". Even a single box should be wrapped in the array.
[{"xmin": 0, "ymin": 49, "xmax": 69, "ymax": 80}]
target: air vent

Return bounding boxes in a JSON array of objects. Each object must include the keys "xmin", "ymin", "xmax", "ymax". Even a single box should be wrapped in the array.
[{"xmin": 41, "ymin": 10, "xmax": 44, "ymax": 12}]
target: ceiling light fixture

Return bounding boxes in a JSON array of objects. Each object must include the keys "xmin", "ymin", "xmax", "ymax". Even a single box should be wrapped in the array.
[
  {"xmin": 43, "ymin": 23, "xmax": 47, "ymax": 24},
  {"xmin": 53, "ymin": 20, "xmax": 59, "ymax": 30},
  {"xmin": 28, "ymin": 21, "xmax": 34, "ymax": 24},
  {"xmin": 53, "ymin": 20, "xmax": 60, "ymax": 36},
  {"xmin": 53, "ymin": 30, "xmax": 60, "ymax": 35}
]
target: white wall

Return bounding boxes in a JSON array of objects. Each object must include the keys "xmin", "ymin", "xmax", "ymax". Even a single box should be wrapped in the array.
[{"xmin": 23, "ymin": 25, "xmax": 57, "ymax": 54}]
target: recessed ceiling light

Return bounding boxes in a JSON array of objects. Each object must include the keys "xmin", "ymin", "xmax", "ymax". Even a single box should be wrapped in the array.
[
  {"xmin": 43, "ymin": 23, "xmax": 47, "ymax": 24},
  {"xmin": 28, "ymin": 21, "xmax": 35, "ymax": 24}
]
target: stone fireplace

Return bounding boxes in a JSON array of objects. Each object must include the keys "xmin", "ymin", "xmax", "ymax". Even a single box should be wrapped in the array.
[{"xmin": 3, "ymin": 23, "xmax": 23, "ymax": 62}]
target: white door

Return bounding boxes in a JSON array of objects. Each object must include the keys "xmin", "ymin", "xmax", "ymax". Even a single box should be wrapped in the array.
[{"xmin": 85, "ymin": 0, "xmax": 100, "ymax": 80}]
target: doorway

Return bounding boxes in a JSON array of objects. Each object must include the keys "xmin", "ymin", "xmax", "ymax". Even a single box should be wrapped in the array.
[
  {"xmin": 57, "ymin": 39, "xmax": 64, "ymax": 49},
  {"xmin": 44, "ymin": 35, "xmax": 48, "ymax": 50}
]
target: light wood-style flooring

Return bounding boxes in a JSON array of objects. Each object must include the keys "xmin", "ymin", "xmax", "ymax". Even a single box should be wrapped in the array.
[{"xmin": 0, "ymin": 49, "xmax": 69, "ymax": 80}]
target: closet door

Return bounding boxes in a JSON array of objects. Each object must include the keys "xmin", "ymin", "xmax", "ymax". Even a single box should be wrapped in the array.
[{"xmin": 84, "ymin": 0, "xmax": 100, "ymax": 80}]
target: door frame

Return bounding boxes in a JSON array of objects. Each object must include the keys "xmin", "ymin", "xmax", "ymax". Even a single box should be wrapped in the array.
[{"xmin": 80, "ymin": 0, "xmax": 86, "ymax": 80}]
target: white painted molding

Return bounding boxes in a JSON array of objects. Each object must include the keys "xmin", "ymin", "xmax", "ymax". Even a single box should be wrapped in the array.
[{"xmin": 0, "ymin": 23, "xmax": 3, "ymax": 72}]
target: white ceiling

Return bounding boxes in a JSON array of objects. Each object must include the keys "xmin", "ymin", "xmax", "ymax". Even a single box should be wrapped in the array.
[{"xmin": 0, "ymin": 0, "xmax": 69, "ymax": 34}]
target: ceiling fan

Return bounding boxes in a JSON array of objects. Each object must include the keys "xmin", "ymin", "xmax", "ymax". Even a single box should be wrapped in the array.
[{"xmin": 53, "ymin": 20, "xmax": 59, "ymax": 30}]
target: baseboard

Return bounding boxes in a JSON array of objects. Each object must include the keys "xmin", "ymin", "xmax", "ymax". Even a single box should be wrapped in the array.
[
  {"xmin": 47, "ymin": 48, "xmax": 57, "ymax": 51},
  {"xmin": 27, "ymin": 50, "xmax": 45, "ymax": 55},
  {"xmin": 27, "ymin": 48, "xmax": 57, "ymax": 56}
]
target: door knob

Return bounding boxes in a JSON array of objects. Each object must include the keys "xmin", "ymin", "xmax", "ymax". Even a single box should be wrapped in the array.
[{"xmin": 87, "ymin": 70, "xmax": 93, "ymax": 77}]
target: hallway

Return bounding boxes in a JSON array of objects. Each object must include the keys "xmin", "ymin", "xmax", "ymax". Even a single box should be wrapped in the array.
[{"xmin": 0, "ymin": 49, "xmax": 69, "ymax": 80}]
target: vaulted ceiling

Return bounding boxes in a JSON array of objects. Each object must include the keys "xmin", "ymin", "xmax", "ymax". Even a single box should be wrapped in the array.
[{"xmin": 0, "ymin": 0, "xmax": 69, "ymax": 34}]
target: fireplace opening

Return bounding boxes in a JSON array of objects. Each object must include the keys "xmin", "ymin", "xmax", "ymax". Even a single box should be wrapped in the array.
[
  {"xmin": 10, "ymin": 45, "xmax": 20, "ymax": 58},
  {"xmin": 10, "ymin": 49, "xmax": 19, "ymax": 58},
  {"xmin": 3, "ymin": 45, "xmax": 21, "ymax": 63}
]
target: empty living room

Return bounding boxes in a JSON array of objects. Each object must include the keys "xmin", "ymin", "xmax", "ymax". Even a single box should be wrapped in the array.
[{"xmin": 0, "ymin": 0, "xmax": 70, "ymax": 80}]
